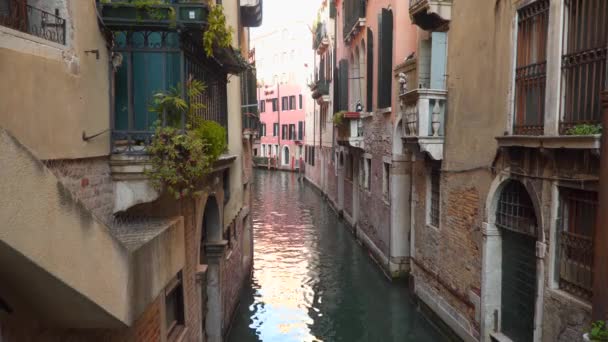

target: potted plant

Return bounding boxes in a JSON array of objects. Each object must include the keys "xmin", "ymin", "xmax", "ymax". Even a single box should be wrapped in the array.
[{"xmin": 584, "ymin": 321, "xmax": 608, "ymax": 341}]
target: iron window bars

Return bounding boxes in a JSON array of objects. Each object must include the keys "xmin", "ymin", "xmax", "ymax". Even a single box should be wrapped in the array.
[
  {"xmin": 514, "ymin": 0, "xmax": 549, "ymax": 135},
  {"xmin": 496, "ymin": 181, "xmax": 538, "ymax": 237},
  {"xmin": 560, "ymin": 0, "xmax": 608, "ymax": 133},
  {"xmin": 0, "ymin": 1, "xmax": 66, "ymax": 45},
  {"xmin": 558, "ymin": 187, "xmax": 597, "ymax": 301}
]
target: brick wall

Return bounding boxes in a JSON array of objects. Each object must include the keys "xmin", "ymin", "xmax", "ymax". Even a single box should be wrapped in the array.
[{"xmin": 45, "ymin": 157, "xmax": 114, "ymax": 223}]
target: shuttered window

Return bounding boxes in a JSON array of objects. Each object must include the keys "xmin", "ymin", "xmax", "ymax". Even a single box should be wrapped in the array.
[
  {"xmin": 367, "ymin": 28, "xmax": 374, "ymax": 111},
  {"xmin": 377, "ymin": 9, "xmax": 393, "ymax": 109},
  {"xmin": 338, "ymin": 59, "xmax": 349, "ymax": 111},
  {"xmin": 298, "ymin": 121, "xmax": 304, "ymax": 140}
]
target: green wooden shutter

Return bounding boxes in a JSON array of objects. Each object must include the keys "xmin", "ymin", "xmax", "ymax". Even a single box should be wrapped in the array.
[
  {"xmin": 367, "ymin": 28, "xmax": 374, "ymax": 111},
  {"xmin": 333, "ymin": 64, "xmax": 340, "ymax": 113},
  {"xmin": 339, "ymin": 59, "xmax": 349, "ymax": 111},
  {"xmin": 377, "ymin": 9, "xmax": 393, "ymax": 109}
]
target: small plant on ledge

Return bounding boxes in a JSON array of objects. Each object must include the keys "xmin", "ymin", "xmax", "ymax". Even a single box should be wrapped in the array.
[
  {"xmin": 333, "ymin": 111, "xmax": 346, "ymax": 126},
  {"xmin": 203, "ymin": 3, "xmax": 233, "ymax": 57},
  {"xmin": 585, "ymin": 321, "xmax": 608, "ymax": 341},
  {"xmin": 146, "ymin": 77, "xmax": 227, "ymax": 199},
  {"xmin": 566, "ymin": 123, "xmax": 602, "ymax": 135}
]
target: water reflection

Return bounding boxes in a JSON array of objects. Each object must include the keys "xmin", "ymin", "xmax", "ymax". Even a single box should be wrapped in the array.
[{"xmin": 228, "ymin": 170, "xmax": 447, "ymax": 342}]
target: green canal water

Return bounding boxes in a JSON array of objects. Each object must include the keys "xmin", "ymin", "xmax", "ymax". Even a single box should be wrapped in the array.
[{"xmin": 228, "ymin": 170, "xmax": 448, "ymax": 342}]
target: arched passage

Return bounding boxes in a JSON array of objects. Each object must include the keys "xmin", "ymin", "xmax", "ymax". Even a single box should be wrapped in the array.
[{"xmin": 481, "ymin": 177, "xmax": 544, "ymax": 342}]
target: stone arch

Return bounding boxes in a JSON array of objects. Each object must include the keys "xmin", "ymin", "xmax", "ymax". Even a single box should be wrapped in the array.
[
  {"xmin": 480, "ymin": 174, "xmax": 545, "ymax": 342},
  {"xmin": 202, "ymin": 195, "xmax": 222, "ymax": 250},
  {"xmin": 392, "ymin": 115, "xmax": 404, "ymax": 156},
  {"xmin": 282, "ymin": 145, "xmax": 290, "ymax": 165}
]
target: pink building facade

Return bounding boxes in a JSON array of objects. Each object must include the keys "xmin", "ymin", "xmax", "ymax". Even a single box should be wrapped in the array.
[{"xmin": 258, "ymin": 83, "xmax": 306, "ymax": 169}]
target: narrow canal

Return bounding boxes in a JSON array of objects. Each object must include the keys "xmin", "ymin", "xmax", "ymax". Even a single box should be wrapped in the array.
[{"xmin": 228, "ymin": 170, "xmax": 448, "ymax": 342}]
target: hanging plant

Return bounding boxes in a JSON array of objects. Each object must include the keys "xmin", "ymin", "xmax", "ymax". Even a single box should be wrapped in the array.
[
  {"xmin": 203, "ymin": 4, "xmax": 234, "ymax": 57},
  {"xmin": 146, "ymin": 78, "xmax": 227, "ymax": 199},
  {"xmin": 333, "ymin": 111, "xmax": 346, "ymax": 126}
]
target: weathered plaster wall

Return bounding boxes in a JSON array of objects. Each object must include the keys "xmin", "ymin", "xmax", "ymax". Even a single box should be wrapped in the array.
[{"xmin": 0, "ymin": 0, "xmax": 110, "ymax": 160}]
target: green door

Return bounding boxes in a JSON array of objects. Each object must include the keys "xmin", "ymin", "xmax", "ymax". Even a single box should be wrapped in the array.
[{"xmin": 501, "ymin": 229, "xmax": 536, "ymax": 342}]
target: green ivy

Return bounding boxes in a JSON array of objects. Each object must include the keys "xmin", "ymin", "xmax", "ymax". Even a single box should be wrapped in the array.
[
  {"xmin": 589, "ymin": 321, "xmax": 608, "ymax": 341},
  {"xmin": 566, "ymin": 124, "xmax": 602, "ymax": 135},
  {"xmin": 203, "ymin": 4, "xmax": 233, "ymax": 57},
  {"xmin": 333, "ymin": 111, "xmax": 346, "ymax": 126}
]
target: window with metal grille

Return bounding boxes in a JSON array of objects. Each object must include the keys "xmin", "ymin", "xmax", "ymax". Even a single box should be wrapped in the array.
[
  {"xmin": 560, "ymin": 0, "xmax": 608, "ymax": 132},
  {"xmin": 496, "ymin": 181, "xmax": 537, "ymax": 236},
  {"xmin": 165, "ymin": 273, "xmax": 185, "ymax": 340},
  {"xmin": 557, "ymin": 188, "xmax": 597, "ymax": 301},
  {"xmin": 429, "ymin": 164, "xmax": 440, "ymax": 227},
  {"xmin": 514, "ymin": 0, "xmax": 549, "ymax": 135}
]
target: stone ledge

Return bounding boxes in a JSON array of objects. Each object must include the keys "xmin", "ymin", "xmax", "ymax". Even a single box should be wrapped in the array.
[{"xmin": 496, "ymin": 135, "xmax": 601, "ymax": 150}]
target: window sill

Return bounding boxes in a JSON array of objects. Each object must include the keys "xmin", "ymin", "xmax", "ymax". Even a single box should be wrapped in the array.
[
  {"xmin": 547, "ymin": 288, "xmax": 592, "ymax": 311},
  {"xmin": 168, "ymin": 326, "xmax": 188, "ymax": 342},
  {"xmin": 426, "ymin": 223, "xmax": 440, "ymax": 232},
  {"xmin": 377, "ymin": 107, "xmax": 392, "ymax": 115}
]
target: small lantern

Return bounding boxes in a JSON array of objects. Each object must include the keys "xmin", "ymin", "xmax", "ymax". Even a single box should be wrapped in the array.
[{"xmin": 356, "ymin": 101, "xmax": 363, "ymax": 113}]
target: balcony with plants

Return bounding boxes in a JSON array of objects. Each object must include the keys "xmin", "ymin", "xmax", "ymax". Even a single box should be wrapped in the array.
[
  {"xmin": 103, "ymin": 0, "xmax": 245, "ymax": 210},
  {"xmin": 0, "ymin": 0, "xmax": 67, "ymax": 45},
  {"xmin": 409, "ymin": 0, "xmax": 451, "ymax": 32},
  {"xmin": 335, "ymin": 111, "xmax": 364, "ymax": 150},
  {"xmin": 342, "ymin": 0, "xmax": 365, "ymax": 43},
  {"xmin": 313, "ymin": 21, "xmax": 329, "ymax": 54},
  {"xmin": 311, "ymin": 58, "xmax": 330, "ymax": 104},
  {"xmin": 396, "ymin": 34, "xmax": 447, "ymax": 161}
]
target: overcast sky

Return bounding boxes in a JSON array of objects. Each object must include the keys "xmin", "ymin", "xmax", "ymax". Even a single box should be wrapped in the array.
[{"xmin": 251, "ymin": 0, "xmax": 320, "ymax": 38}]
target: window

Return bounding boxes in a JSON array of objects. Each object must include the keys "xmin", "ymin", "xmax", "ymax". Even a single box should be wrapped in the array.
[
  {"xmin": 281, "ymin": 96, "xmax": 288, "ymax": 110},
  {"xmin": 165, "ymin": 273, "xmax": 185, "ymax": 340},
  {"xmin": 377, "ymin": 9, "xmax": 393, "ymax": 109},
  {"xmin": 273, "ymin": 123, "xmax": 279, "ymax": 136},
  {"xmin": 253, "ymin": 148, "xmax": 258, "ymax": 156},
  {"xmin": 363, "ymin": 157, "xmax": 371, "ymax": 190},
  {"xmin": 289, "ymin": 95, "xmax": 296, "ymax": 110},
  {"xmin": 560, "ymin": 0, "xmax": 608, "ymax": 132},
  {"xmin": 429, "ymin": 163, "xmax": 440, "ymax": 227},
  {"xmin": 260, "ymin": 100, "xmax": 266, "ymax": 112},
  {"xmin": 557, "ymin": 188, "xmax": 597, "ymax": 301},
  {"xmin": 382, "ymin": 162, "xmax": 390, "ymax": 198},
  {"xmin": 367, "ymin": 28, "xmax": 374, "ymax": 111},
  {"xmin": 514, "ymin": 0, "xmax": 549, "ymax": 135},
  {"xmin": 261, "ymin": 144, "xmax": 266, "ymax": 156},
  {"xmin": 298, "ymin": 121, "xmax": 304, "ymax": 140},
  {"xmin": 260, "ymin": 123, "xmax": 266, "ymax": 137},
  {"xmin": 281, "ymin": 124, "xmax": 288, "ymax": 139},
  {"xmin": 299, "ymin": 94, "xmax": 303, "ymax": 109},
  {"xmin": 289, "ymin": 124, "xmax": 296, "ymax": 140},
  {"xmin": 223, "ymin": 169, "xmax": 230, "ymax": 204},
  {"xmin": 271, "ymin": 98, "xmax": 278, "ymax": 112}
]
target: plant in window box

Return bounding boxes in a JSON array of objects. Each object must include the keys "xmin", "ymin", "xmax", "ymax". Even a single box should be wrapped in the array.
[
  {"xmin": 584, "ymin": 321, "xmax": 608, "ymax": 341},
  {"xmin": 146, "ymin": 78, "xmax": 227, "ymax": 199},
  {"xmin": 100, "ymin": 0, "xmax": 177, "ymax": 27},
  {"xmin": 332, "ymin": 111, "xmax": 346, "ymax": 126},
  {"xmin": 566, "ymin": 124, "xmax": 602, "ymax": 136}
]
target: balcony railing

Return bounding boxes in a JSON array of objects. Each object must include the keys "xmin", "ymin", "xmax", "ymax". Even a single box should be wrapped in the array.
[
  {"xmin": 99, "ymin": 0, "xmax": 209, "ymax": 30},
  {"xmin": 409, "ymin": 0, "xmax": 452, "ymax": 31},
  {"xmin": 311, "ymin": 80, "xmax": 329, "ymax": 100},
  {"xmin": 400, "ymin": 89, "xmax": 446, "ymax": 160},
  {"xmin": 313, "ymin": 22, "xmax": 328, "ymax": 51},
  {"xmin": 0, "ymin": 4, "xmax": 66, "ymax": 45},
  {"xmin": 343, "ymin": 0, "xmax": 365, "ymax": 41}
]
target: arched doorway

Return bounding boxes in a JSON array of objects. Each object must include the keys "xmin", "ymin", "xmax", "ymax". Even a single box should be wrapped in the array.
[
  {"xmin": 495, "ymin": 180, "xmax": 538, "ymax": 342},
  {"xmin": 200, "ymin": 196, "xmax": 223, "ymax": 342},
  {"xmin": 283, "ymin": 146, "xmax": 290, "ymax": 166}
]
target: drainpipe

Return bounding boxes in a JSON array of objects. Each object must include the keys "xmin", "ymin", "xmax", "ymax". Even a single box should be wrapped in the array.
[
  {"xmin": 593, "ymin": 89, "xmax": 608, "ymax": 320},
  {"xmin": 277, "ymin": 82, "xmax": 281, "ymax": 165}
]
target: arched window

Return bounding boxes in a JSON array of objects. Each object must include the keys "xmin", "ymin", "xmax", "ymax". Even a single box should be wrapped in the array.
[
  {"xmin": 360, "ymin": 40, "xmax": 367, "ymax": 111},
  {"xmin": 377, "ymin": 8, "xmax": 393, "ymax": 108}
]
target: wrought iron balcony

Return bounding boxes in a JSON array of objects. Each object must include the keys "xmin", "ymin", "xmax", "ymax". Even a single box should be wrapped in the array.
[
  {"xmin": 399, "ymin": 89, "xmax": 446, "ymax": 160},
  {"xmin": 313, "ymin": 22, "xmax": 329, "ymax": 54},
  {"xmin": 409, "ymin": 0, "xmax": 452, "ymax": 31},
  {"xmin": 343, "ymin": 0, "xmax": 365, "ymax": 43},
  {"xmin": 311, "ymin": 80, "xmax": 330, "ymax": 101},
  {"xmin": 98, "ymin": 0, "xmax": 209, "ymax": 30},
  {"xmin": 0, "ymin": 4, "xmax": 66, "ymax": 44}
]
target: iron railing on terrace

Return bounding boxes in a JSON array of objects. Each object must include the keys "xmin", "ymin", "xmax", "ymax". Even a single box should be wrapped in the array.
[
  {"xmin": 0, "ymin": 2, "xmax": 66, "ymax": 45},
  {"xmin": 560, "ymin": 0, "xmax": 608, "ymax": 133},
  {"xmin": 111, "ymin": 30, "xmax": 229, "ymax": 154},
  {"xmin": 342, "ymin": 0, "xmax": 365, "ymax": 40},
  {"xmin": 514, "ymin": 0, "xmax": 549, "ymax": 135}
]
